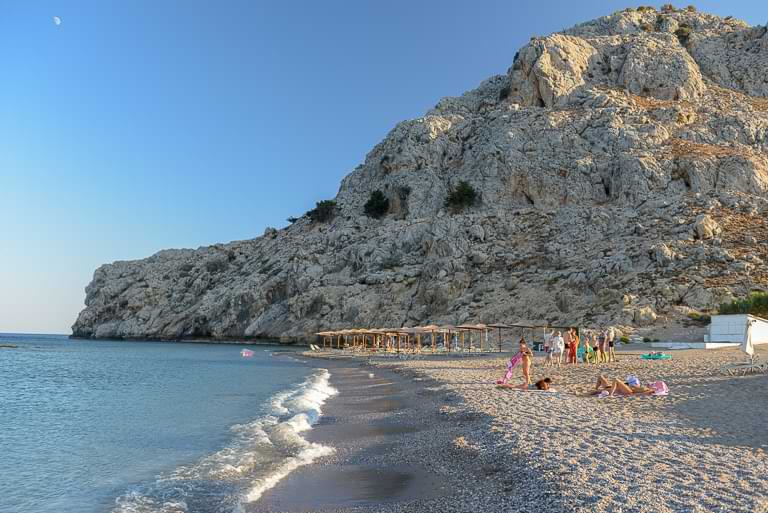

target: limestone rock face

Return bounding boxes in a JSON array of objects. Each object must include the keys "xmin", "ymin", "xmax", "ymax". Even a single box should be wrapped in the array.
[
  {"xmin": 618, "ymin": 34, "xmax": 705, "ymax": 101},
  {"xmin": 72, "ymin": 8, "xmax": 768, "ymax": 342},
  {"xmin": 510, "ymin": 34, "xmax": 598, "ymax": 107}
]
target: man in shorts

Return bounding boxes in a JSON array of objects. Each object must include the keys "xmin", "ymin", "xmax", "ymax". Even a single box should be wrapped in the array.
[
  {"xmin": 597, "ymin": 329, "xmax": 607, "ymax": 363},
  {"xmin": 607, "ymin": 326, "xmax": 617, "ymax": 362}
]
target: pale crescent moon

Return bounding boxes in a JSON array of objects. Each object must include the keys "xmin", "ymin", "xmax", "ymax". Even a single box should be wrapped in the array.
[{"xmin": 53, "ymin": 16, "xmax": 62, "ymax": 26}]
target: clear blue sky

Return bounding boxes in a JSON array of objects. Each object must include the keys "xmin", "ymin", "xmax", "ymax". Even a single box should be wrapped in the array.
[{"xmin": 0, "ymin": 1, "xmax": 763, "ymax": 334}]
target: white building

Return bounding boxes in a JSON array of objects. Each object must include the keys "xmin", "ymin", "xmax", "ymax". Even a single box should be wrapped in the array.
[{"xmin": 709, "ymin": 314, "xmax": 768, "ymax": 344}]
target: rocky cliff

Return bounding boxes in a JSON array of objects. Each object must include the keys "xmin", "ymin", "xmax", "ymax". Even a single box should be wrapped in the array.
[{"xmin": 73, "ymin": 7, "xmax": 768, "ymax": 342}]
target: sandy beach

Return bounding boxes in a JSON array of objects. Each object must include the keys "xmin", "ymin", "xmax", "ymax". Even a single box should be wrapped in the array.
[{"xmin": 253, "ymin": 346, "xmax": 768, "ymax": 513}]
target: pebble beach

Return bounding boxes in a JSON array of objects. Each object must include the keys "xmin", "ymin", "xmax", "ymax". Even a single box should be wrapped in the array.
[{"xmin": 262, "ymin": 346, "xmax": 768, "ymax": 513}]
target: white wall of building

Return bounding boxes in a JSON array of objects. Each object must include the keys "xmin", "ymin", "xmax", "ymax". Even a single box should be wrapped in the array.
[{"xmin": 709, "ymin": 314, "xmax": 768, "ymax": 344}]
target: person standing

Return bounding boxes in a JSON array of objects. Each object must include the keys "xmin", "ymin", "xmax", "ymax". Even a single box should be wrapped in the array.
[
  {"xmin": 607, "ymin": 326, "xmax": 617, "ymax": 362},
  {"xmin": 552, "ymin": 331, "xmax": 565, "ymax": 367},
  {"xmin": 592, "ymin": 333, "xmax": 600, "ymax": 363},
  {"xmin": 579, "ymin": 330, "xmax": 588, "ymax": 363},
  {"xmin": 597, "ymin": 329, "xmax": 607, "ymax": 364},
  {"xmin": 568, "ymin": 328, "xmax": 579, "ymax": 364},
  {"xmin": 543, "ymin": 330, "xmax": 554, "ymax": 367},
  {"xmin": 519, "ymin": 338, "xmax": 534, "ymax": 388}
]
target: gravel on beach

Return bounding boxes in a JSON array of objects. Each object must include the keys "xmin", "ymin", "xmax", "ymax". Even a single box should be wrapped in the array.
[{"xmin": 354, "ymin": 347, "xmax": 768, "ymax": 513}]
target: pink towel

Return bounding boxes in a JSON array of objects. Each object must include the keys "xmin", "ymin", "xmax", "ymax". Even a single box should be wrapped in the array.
[
  {"xmin": 496, "ymin": 352, "xmax": 523, "ymax": 384},
  {"xmin": 648, "ymin": 380, "xmax": 669, "ymax": 396}
]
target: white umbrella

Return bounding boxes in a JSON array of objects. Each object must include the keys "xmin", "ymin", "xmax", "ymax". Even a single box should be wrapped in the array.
[
  {"xmin": 722, "ymin": 318, "xmax": 765, "ymax": 375},
  {"xmin": 742, "ymin": 319, "xmax": 755, "ymax": 357}
]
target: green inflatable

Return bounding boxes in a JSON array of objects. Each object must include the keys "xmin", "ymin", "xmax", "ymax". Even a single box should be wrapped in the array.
[{"xmin": 641, "ymin": 352, "xmax": 672, "ymax": 360}]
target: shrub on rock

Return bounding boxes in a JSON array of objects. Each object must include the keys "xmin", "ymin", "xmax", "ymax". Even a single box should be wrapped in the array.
[
  {"xmin": 445, "ymin": 181, "xmax": 478, "ymax": 213},
  {"xmin": 306, "ymin": 200, "xmax": 337, "ymax": 223},
  {"xmin": 675, "ymin": 24, "xmax": 692, "ymax": 45},
  {"xmin": 363, "ymin": 190, "xmax": 389, "ymax": 219}
]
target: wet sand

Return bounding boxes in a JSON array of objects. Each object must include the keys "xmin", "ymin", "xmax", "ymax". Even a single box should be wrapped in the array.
[
  {"xmin": 249, "ymin": 359, "xmax": 524, "ymax": 513},
  {"xmin": 250, "ymin": 363, "xmax": 440, "ymax": 512}
]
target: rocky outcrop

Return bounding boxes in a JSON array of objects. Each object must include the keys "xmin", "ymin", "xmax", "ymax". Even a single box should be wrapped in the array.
[
  {"xmin": 73, "ymin": 7, "xmax": 768, "ymax": 342},
  {"xmin": 693, "ymin": 214, "xmax": 722, "ymax": 239}
]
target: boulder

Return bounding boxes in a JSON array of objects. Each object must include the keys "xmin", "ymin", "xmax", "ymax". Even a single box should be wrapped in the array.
[
  {"xmin": 633, "ymin": 306, "xmax": 658, "ymax": 326},
  {"xmin": 693, "ymin": 214, "xmax": 722, "ymax": 240},
  {"xmin": 619, "ymin": 34, "xmax": 705, "ymax": 101}
]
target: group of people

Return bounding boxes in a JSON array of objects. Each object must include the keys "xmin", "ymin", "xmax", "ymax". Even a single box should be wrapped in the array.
[
  {"xmin": 498, "ymin": 338, "xmax": 668, "ymax": 397},
  {"xmin": 542, "ymin": 327, "xmax": 617, "ymax": 366}
]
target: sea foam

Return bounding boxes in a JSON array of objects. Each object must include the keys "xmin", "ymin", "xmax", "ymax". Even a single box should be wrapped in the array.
[{"xmin": 112, "ymin": 369, "xmax": 337, "ymax": 513}]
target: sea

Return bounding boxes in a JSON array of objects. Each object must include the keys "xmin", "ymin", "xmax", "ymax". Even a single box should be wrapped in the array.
[{"xmin": 0, "ymin": 333, "xmax": 336, "ymax": 513}]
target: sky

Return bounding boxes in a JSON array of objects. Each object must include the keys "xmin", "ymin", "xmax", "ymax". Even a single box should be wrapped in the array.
[{"xmin": 0, "ymin": 1, "xmax": 764, "ymax": 334}]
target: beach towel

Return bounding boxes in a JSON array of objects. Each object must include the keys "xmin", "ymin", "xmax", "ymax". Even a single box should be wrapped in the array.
[
  {"xmin": 496, "ymin": 352, "xmax": 523, "ymax": 384},
  {"xmin": 647, "ymin": 380, "xmax": 669, "ymax": 396}
]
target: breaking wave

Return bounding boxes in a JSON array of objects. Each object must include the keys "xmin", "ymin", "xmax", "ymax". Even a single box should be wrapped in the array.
[{"xmin": 112, "ymin": 369, "xmax": 337, "ymax": 513}]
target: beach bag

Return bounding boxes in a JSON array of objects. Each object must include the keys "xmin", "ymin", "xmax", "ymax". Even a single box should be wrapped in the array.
[
  {"xmin": 647, "ymin": 380, "xmax": 669, "ymax": 396},
  {"xmin": 496, "ymin": 352, "xmax": 523, "ymax": 384}
]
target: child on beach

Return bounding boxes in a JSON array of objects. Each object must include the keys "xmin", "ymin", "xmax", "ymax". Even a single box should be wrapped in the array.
[{"xmin": 551, "ymin": 331, "xmax": 565, "ymax": 367}]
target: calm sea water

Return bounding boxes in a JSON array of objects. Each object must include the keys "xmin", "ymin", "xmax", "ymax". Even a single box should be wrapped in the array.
[{"xmin": 0, "ymin": 334, "xmax": 336, "ymax": 513}]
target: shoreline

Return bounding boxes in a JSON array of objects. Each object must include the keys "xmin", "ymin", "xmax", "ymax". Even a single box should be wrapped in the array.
[
  {"xmin": 251, "ymin": 353, "xmax": 568, "ymax": 513},
  {"xmin": 252, "ymin": 347, "xmax": 768, "ymax": 513}
]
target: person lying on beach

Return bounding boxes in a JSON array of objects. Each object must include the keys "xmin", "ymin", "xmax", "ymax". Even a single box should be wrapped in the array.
[
  {"xmin": 591, "ymin": 375, "xmax": 654, "ymax": 396},
  {"xmin": 497, "ymin": 377, "xmax": 554, "ymax": 391}
]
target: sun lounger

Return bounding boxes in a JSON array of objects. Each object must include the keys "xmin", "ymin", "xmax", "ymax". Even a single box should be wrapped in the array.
[{"xmin": 721, "ymin": 355, "xmax": 767, "ymax": 376}]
